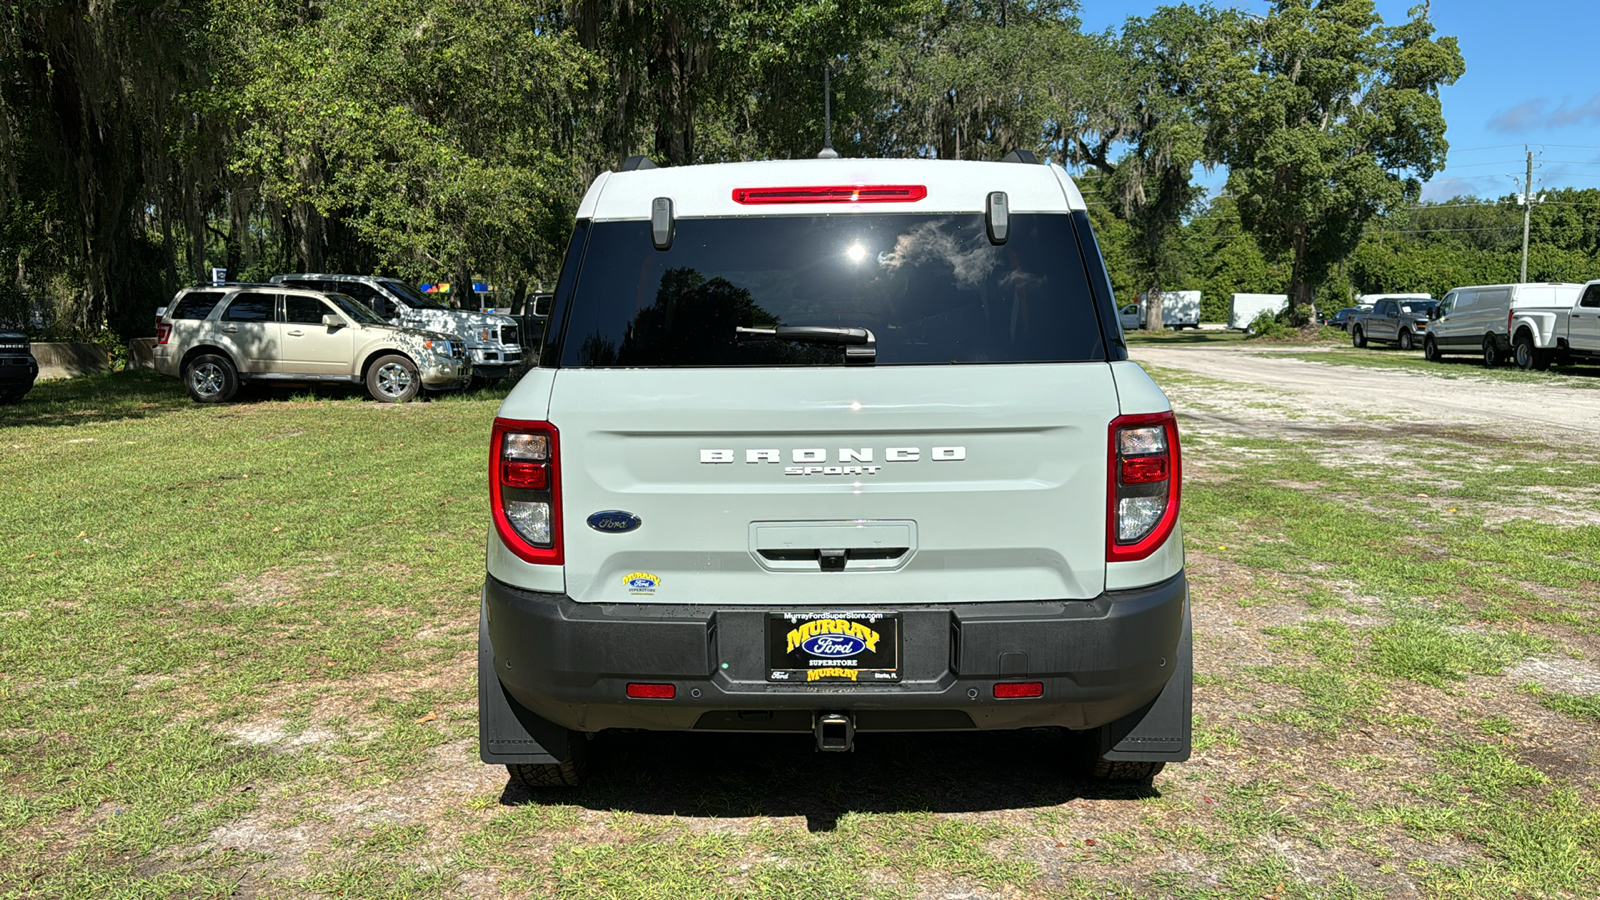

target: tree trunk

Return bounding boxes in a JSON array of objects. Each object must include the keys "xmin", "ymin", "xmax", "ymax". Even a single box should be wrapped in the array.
[
  {"xmin": 651, "ymin": 10, "xmax": 691, "ymax": 166},
  {"xmin": 1146, "ymin": 280, "xmax": 1164, "ymax": 331},
  {"xmin": 1288, "ymin": 225, "xmax": 1313, "ymax": 318}
]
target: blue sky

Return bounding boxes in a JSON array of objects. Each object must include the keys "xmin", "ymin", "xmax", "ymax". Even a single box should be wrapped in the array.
[{"xmin": 1075, "ymin": 0, "xmax": 1600, "ymax": 202}]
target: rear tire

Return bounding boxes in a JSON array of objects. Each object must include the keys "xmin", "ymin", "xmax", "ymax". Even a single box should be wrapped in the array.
[
  {"xmin": 1423, "ymin": 335, "xmax": 1442, "ymax": 362},
  {"xmin": 1482, "ymin": 337, "xmax": 1502, "ymax": 368},
  {"xmin": 1514, "ymin": 333, "xmax": 1538, "ymax": 370},
  {"xmin": 1351, "ymin": 327, "xmax": 1366, "ymax": 348},
  {"xmin": 184, "ymin": 353, "xmax": 238, "ymax": 403},
  {"xmin": 366, "ymin": 354, "xmax": 420, "ymax": 403},
  {"xmin": 506, "ymin": 735, "xmax": 589, "ymax": 788},
  {"xmin": 1398, "ymin": 329, "xmax": 1415, "ymax": 351}
]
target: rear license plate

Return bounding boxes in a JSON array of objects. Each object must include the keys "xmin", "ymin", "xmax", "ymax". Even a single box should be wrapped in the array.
[{"xmin": 766, "ymin": 611, "xmax": 900, "ymax": 683}]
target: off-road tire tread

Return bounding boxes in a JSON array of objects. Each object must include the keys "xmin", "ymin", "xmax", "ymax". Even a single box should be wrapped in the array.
[
  {"xmin": 506, "ymin": 736, "xmax": 588, "ymax": 788},
  {"xmin": 507, "ymin": 758, "xmax": 586, "ymax": 788},
  {"xmin": 1092, "ymin": 758, "xmax": 1166, "ymax": 781},
  {"xmin": 1351, "ymin": 327, "xmax": 1366, "ymax": 348}
]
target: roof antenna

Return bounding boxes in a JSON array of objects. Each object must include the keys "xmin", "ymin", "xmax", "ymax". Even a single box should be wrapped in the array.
[{"xmin": 818, "ymin": 64, "xmax": 839, "ymax": 159}]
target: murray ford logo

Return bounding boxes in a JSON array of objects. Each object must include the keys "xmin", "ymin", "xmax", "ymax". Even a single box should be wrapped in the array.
[
  {"xmin": 786, "ymin": 618, "xmax": 881, "ymax": 655},
  {"xmin": 587, "ymin": 510, "xmax": 642, "ymax": 533},
  {"xmin": 700, "ymin": 446, "xmax": 965, "ymax": 476},
  {"xmin": 802, "ymin": 634, "xmax": 868, "ymax": 657}
]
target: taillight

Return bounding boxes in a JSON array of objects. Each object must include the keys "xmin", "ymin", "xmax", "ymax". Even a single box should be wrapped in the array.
[
  {"xmin": 731, "ymin": 185, "xmax": 928, "ymax": 205},
  {"xmin": 1107, "ymin": 411, "xmax": 1181, "ymax": 562},
  {"xmin": 490, "ymin": 418, "xmax": 562, "ymax": 564},
  {"xmin": 156, "ymin": 323, "xmax": 172, "ymax": 345}
]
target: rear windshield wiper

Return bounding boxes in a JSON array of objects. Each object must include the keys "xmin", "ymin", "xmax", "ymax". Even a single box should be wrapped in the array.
[{"xmin": 736, "ymin": 326, "xmax": 876, "ymax": 364}]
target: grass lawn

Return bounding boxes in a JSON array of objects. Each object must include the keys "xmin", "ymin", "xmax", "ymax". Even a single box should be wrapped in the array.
[{"xmin": 1, "ymin": 368, "xmax": 1597, "ymax": 898}]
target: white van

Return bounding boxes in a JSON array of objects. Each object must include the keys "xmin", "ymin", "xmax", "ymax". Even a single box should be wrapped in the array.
[{"xmin": 1424, "ymin": 283, "xmax": 1585, "ymax": 367}]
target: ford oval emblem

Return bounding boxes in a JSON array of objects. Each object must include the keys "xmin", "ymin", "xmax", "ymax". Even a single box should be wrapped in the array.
[
  {"xmin": 587, "ymin": 510, "xmax": 642, "ymax": 534},
  {"xmin": 802, "ymin": 634, "xmax": 867, "ymax": 657}
]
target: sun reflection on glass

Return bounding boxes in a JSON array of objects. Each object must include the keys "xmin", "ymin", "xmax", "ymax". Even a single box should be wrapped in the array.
[{"xmin": 845, "ymin": 242, "xmax": 867, "ymax": 263}]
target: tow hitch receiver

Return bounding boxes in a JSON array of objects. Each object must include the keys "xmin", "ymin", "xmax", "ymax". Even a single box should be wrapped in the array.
[{"xmin": 815, "ymin": 712, "xmax": 855, "ymax": 752}]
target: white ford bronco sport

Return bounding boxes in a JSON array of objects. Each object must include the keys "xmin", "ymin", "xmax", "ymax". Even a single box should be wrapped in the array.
[{"xmin": 480, "ymin": 154, "xmax": 1189, "ymax": 786}]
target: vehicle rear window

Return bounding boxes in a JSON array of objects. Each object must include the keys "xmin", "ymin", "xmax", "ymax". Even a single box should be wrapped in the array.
[
  {"xmin": 171, "ymin": 291, "xmax": 225, "ymax": 320},
  {"xmin": 558, "ymin": 214, "xmax": 1107, "ymax": 367}
]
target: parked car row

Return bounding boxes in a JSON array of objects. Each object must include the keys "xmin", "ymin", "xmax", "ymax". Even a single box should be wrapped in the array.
[
  {"xmin": 1427, "ymin": 281, "xmax": 1600, "ymax": 370},
  {"xmin": 150, "ymin": 273, "xmax": 545, "ymax": 403},
  {"xmin": 1335, "ymin": 281, "xmax": 1600, "ymax": 371},
  {"xmin": 153, "ymin": 283, "xmax": 472, "ymax": 403}
]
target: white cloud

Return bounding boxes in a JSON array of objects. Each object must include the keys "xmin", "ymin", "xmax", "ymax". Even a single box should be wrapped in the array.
[{"xmin": 1488, "ymin": 93, "xmax": 1600, "ymax": 133}]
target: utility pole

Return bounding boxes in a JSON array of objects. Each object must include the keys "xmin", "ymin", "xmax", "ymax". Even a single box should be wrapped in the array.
[{"xmin": 1520, "ymin": 147, "xmax": 1533, "ymax": 283}]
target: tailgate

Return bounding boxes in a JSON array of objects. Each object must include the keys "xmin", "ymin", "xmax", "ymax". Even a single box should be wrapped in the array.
[{"xmin": 548, "ymin": 365, "xmax": 1117, "ymax": 605}]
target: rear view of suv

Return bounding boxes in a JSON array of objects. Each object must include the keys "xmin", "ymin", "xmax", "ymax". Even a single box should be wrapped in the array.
[
  {"xmin": 0, "ymin": 330, "xmax": 38, "ymax": 403},
  {"xmin": 271, "ymin": 274, "xmax": 523, "ymax": 379},
  {"xmin": 480, "ymin": 157, "xmax": 1190, "ymax": 786}
]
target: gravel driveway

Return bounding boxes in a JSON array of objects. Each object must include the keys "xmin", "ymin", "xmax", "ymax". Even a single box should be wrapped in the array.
[{"xmin": 1132, "ymin": 344, "xmax": 1600, "ymax": 437}]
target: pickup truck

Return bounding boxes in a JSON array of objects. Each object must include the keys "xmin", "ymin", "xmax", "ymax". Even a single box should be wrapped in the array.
[
  {"xmin": 1349, "ymin": 297, "xmax": 1436, "ymax": 350},
  {"xmin": 1504, "ymin": 280, "xmax": 1600, "ymax": 369}
]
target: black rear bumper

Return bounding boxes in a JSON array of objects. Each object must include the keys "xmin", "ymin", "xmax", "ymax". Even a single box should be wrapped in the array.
[
  {"xmin": 0, "ymin": 356, "xmax": 37, "ymax": 389},
  {"xmin": 482, "ymin": 572, "xmax": 1188, "ymax": 750}
]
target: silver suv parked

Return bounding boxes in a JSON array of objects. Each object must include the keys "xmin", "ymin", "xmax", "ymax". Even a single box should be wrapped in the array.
[
  {"xmin": 479, "ymin": 155, "xmax": 1191, "ymax": 787},
  {"xmin": 153, "ymin": 284, "xmax": 469, "ymax": 403},
  {"xmin": 270, "ymin": 274, "xmax": 522, "ymax": 378}
]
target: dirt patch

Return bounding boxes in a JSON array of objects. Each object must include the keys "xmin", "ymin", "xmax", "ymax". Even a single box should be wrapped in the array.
[{"xmin": 1136, "ymin": 344, "xmax": 1600, "ymax": 438}]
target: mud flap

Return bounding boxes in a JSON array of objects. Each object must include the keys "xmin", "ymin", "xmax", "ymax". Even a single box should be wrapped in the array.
[
  {"xmin": 1098, "ymin": 591, "xmax": 1192, "ymax": 762},
  {"xmin": 479, "ymin": 598, "xmax": 574, "ymax": 765}
]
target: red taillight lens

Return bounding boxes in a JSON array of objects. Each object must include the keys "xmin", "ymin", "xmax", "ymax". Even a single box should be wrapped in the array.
[
  {"xmin": 626, "ymin": 683, "xmax": 676, "ymax": 699},
  {"xmin": 156, "ymin": 323, "xmax": 172, "ymax": 345},
  {"xmin": 1120, "ymin": 456, "xmax": 1169, "ymax": 484},
  {"xmin": 731, "ymin": 184, "xmax": 928, "ymax": 205},
  {"xmin": 993, "ymin": 681, "xmax": 1044, "ymax": 699},
  {"xmin": 490, "ymin": 418, "xmax": 562, "ymax": 565},
  {"xmin": 501, "ymin": 460, "xmax": 548, "ymax": 489},
  {"xmin": 1107, "ymin": 411, "xmax": 1182, "ymax": 562}
]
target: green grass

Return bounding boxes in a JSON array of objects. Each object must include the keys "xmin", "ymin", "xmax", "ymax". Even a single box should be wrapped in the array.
[
  {"xmin": 1520, "ymin": 683, "xmax": 1600, "ymax": 724},
  {"xmin": 5, "ymin": 368, "xmax": 1600, "ymax": 898}
]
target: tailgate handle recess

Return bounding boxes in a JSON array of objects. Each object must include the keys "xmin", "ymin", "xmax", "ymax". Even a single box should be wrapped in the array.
[{"xmin": 750, "ymin": 520, "xmax": 917, "ymax": 573}]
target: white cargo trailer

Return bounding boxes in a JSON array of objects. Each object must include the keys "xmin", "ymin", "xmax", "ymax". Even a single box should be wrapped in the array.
[
  {"xmin": 1119, "ymin": 290, "xmax": 1202, "ymax": 330},
  {"xmin": 1229, "ymin": 293, "xmax": 1288, "ymax": 331}
]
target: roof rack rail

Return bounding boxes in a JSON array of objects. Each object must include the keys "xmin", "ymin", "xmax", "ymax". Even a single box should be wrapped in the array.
[
  {"xmin": 620, "ymin": 155, "xmax": 658, "ymax": 171},
  {"xmin": 1000, "ymin": 149, "xmax": 1040, "ymax": 165}
]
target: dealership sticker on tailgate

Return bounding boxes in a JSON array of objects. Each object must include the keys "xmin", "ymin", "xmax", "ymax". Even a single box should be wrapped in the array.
[{"xmin": 767, "ymin": 612, "xmax": 900, "ymax": 683}]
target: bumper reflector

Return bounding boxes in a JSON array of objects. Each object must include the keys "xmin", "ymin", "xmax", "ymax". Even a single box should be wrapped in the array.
[
  {"xmin": 993, "ymin": 681, "xmax": 1044, "ymax": 699},
  {"xmin": 626, "ymin": 683, "xmax": 676, "ymax": 700}
]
